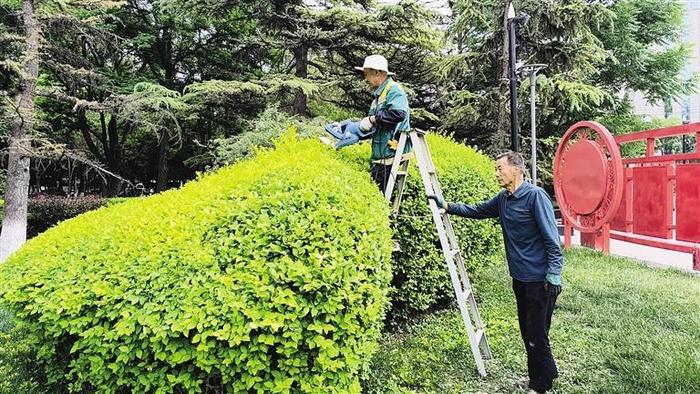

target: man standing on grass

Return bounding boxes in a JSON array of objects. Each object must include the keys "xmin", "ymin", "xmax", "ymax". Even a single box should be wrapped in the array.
[{"xmin": 427, "ymin": 151, "xmax": 563, "ymax": 394}]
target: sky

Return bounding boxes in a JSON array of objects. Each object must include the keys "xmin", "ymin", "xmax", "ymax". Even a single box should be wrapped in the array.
[{"xmin": 379, "ymin": 0, "xmax": 452, "ymax": 15}]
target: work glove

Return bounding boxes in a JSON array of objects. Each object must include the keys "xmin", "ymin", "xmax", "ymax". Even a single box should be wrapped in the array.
[
  {"xmin": 544, "ymin": 273, "xmax": 562, "ymax": 297},
  {"xmin": 426, "ymin": 194, "xmax": 447, "ymax": 210},
  {"xmin": 359, "ymin": 116, "xmax": 373, "ymax": 131},
  {"xmin": 388, "ymin": 139, "xmax": 399, "ymax": 150}
]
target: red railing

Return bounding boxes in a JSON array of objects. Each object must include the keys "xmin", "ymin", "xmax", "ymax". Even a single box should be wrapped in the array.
[{"xmin": 608, "ymin": 122, "xmax": 700, "ymax": 270}]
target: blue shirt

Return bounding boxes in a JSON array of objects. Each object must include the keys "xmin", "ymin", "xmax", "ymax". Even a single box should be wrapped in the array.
[{"xmin": 446, "ymin": 181, "xmax": 563, "ymax": 282}]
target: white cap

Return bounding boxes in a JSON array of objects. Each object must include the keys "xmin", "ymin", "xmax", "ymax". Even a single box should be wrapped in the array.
[{"xmin": 354, "ymin": 54, "xmax": 395, "ymax": 75}]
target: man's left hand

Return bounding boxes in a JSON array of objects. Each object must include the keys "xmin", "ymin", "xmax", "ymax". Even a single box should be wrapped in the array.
[
  {"xmin": 426, "ymin": 194, "xmax": 447, "ymax": 210},
  {"xmin": 388, "ymin": 139, "xmax": 398, "ymax": 150},
  {"xmin": 544, "ymin": 273, "xmax": 562, "ymax": 296}
]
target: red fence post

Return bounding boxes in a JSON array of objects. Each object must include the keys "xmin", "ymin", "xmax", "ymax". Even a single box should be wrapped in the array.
[
  {"xmin": 625, "ymin": 167, "xmax": 633, "ymax": 233},
  {"xmin": 666, "ymin": 165, "xmax": 675, "ymax": 239},
  {"xmin": 564, "ymin": 218, "xmax": 572, "ymax": 249},
  {"xmin": 602, "ymin": 223, "xmax": 610, "ymax": 255},
  {"xmin": 646, "ymin": 138, "xmax": 655, "ymax": 156}
]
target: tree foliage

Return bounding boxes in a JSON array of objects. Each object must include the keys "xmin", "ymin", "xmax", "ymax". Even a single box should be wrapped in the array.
[{"xmin": 440, "ymin": 0, "xmax": 695, "ymax": 154}]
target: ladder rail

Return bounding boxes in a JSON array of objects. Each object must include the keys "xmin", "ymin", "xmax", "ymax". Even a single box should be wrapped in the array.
[
  {"xmin": 414, "ymin": 132, "xmax": 492, "ymax": 359},
  {"xmin": 403, "ymin": 130, "xmax": 491, "ymax": 376},
  {"xmin": 383, "ymin": 126, "xmax": 408, "ymax": 203}
]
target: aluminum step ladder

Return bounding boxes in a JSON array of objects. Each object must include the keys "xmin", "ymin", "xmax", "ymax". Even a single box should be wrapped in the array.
[{"xmin": 384, "ymin": 129, "xmax": 492, "ymax": 377}]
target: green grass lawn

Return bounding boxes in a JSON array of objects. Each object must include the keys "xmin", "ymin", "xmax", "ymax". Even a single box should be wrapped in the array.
[
  {"xmin": 363, "ymin": 248, "xmax": 700, "ymax": 394},
  {"xmin": 1, "ymin": 248, "xmax": 698, "ymax": 393}
]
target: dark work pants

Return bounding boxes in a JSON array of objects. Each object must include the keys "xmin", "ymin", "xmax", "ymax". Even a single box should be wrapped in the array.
[
  {"xmin": 371, "ymin": 163, "xmax": 393, "ymax": 194},
  {"xmin": 512, "ymin": 279, "xmax": 560, "ymax": 393}
]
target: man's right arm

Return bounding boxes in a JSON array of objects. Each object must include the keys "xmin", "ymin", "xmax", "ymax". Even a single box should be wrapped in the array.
[{"xmin": 445, "ymin": 194, "xmax": 500, "ymax": 219}]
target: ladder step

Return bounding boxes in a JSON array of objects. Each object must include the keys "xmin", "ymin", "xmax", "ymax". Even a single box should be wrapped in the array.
[
  {"xmin": 460, "ymin": 287, "xmax": 472, "ymax": 300},
  {"xmin": 397, "ymin": 171, "xmax": 408, "ymax": 176},
  {"xmin": 475, "ymin": 329, "xmax": 484, "ymax": 343}
]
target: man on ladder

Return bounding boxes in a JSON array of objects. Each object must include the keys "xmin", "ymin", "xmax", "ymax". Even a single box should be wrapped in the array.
[{"xmin": 353, "ymin": 54, "xmax": 412, "ymax": 194}]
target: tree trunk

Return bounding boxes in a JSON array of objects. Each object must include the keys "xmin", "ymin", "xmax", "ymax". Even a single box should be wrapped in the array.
[
  {"xmin": 155, "ymin": 132, "xmax": 169, "ymax": 192},
  {"xmin": 156, "ymin": 20, "xmax": 174, "ymax": 192},
  {"xmin": 293, "ymin": 46, "xmax": 309, "ymax": 116},
  {"xmin": 0, "ymin": 0, "xmax": 40, "ymax": 262},
  {"xmin": 100, "ymin": 113, "xmax": 122, "ymax": 197},
  {"xmin": 102, "ymin": 177, "xmax": 122, "ymax": 197}
]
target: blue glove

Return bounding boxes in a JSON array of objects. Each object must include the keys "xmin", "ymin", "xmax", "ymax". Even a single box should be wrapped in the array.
[
  {"xmin": 546, "ymin": 273, "xmax": 561, "ymax": 286},
  {"xmin": 426, "ymin": 194, "xmax": 447, "ymax": 210},
  {"xmin": 544, "ymin": 273, "xmax": 562, "ymax": 296}
]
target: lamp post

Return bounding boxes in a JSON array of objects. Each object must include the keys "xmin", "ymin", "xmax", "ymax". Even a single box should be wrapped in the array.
[
  {"xmin": 507, "ymin": 2, "xmax": 529, "ymax": 152},
  {"xmin": 518, "ymin": 63, "xmax": 547, "ymax": 185}
]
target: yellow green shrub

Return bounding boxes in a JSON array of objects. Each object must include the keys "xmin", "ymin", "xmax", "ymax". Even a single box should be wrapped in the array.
[
  {"xmin": 0, "ymin": 131, "xmax": 392, "ymax": 393},
  {"xmin": 338, "ymin": 133, "xmax": 503, "ymax": 323}
]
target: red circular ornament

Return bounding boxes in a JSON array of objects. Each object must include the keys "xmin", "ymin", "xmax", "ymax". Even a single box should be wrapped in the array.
[{"xmin": 553, "ymin": 121, "xmax": 623, "ymax": 232}]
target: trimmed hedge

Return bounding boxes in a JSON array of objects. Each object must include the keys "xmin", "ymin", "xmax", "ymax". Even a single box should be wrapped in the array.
[
  {"xmin": 0, "ymin": 131, "xmax": 392, "ymax": 393},
  {"xmin": 338, "ymin": 134, "xmax": 503, "ymax": 323}
]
